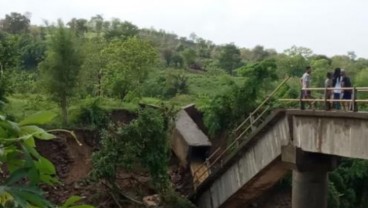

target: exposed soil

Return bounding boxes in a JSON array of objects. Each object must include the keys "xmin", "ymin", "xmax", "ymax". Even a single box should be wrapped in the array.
[
  {"xmin": 37, "ymin": 129, "xmax": 154, "ymax": 207},
  {"xmin": 36, "ymin": 130, "xmax": 95, "ymax": 204},
  {"xmin": 34, "ymin": 108, "xmax": 292, "ymax": 207}
]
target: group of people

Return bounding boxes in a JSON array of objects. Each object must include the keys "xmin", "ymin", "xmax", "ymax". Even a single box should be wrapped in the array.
[{"xmin": 301, "ymin": 66, "xmax": 354, "ymax": 110}]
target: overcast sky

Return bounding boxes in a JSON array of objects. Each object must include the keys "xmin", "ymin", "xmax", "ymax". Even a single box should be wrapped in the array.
[{"xmin": 1, "ymin": 0, "xmax": 368, "ymax": 57}]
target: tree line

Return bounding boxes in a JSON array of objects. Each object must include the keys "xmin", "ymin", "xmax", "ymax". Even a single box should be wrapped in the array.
[{"xmin": 1, "ymin": 11, "xmax": 368, "ymax": 208}]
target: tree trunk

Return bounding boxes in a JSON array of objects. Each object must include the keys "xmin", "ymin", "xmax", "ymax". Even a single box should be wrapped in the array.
[
  {"xmin": 98, "ymin": 70, "xmax": 102, "ymax": 97},
  {"xmin": 61, "ymin": 96, "xmax": 68, "ymax": 126}
]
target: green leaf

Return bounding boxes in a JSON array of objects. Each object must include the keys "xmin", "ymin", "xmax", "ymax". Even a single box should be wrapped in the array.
[
  {"xmin": 35, "ymin": 132, "xmax": 56, "ymax": 140},
  {"xmin": 20, "ymin": 126, "xmax": 56, "ymax": 141},
  {"xmin": 35, "ymin": 156, "xmax": 58, "ymax": 185},
  {"xmin": 27, "ymin": 168, "xmax": 40, "ymax": 185},
  {"xmin": 23, "ymin": 141, "xmax": 41, "ymax": 159},
  {"xmin": 5, "ymin": 168, "xmax": 30, "ymax": 185},
  {"xmin": 6, "ymin": 151, "xmax": 25, "ymax": 173},
  {"xmin": 36, "ymin": 157, "xmax": 56, "ymax": 175},
  {"xmin": 20, "ymin": 125, "xmax": 43, "ymax": 135},
  {"xmin": 19, "ymin": 111, "xmax": 56, "ymax": 126},
  {"xmin": 7, "ymin": 185, "xmax": 53, "ymax": 207},
  {"xmin": 0, "ymin": 120, "xmax": 20, "ymax": 136},
  {"xmin": 61, "ymin": 196, "xmax": 82, "ymax": 208},
  {"xmin": 24, "ymin": 137, "xmax": 35, "ymax": 147}
]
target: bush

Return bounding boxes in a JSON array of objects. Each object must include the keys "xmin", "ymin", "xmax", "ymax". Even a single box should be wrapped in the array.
[
  {"xmin": 199, "ymin": 59, "xmax": 279, "ymax": 136},
  {"xmin": 161, "ymin": 190, "xmax": 196, "ymax": 208},
  {"xmin": 71, "ymin": 99, "xmax": 109, "ymax": 129},
  {"xmin": 142, "ymin": 71, "xmax": 188, "ymax": 99},
  {"xmin": 92, "ymin": 107, "xmax": 171, "ymax": 191}
]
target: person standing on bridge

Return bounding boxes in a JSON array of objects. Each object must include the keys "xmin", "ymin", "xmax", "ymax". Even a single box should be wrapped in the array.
[
  {"xmin": 332, "ymin": 68, "xmax": 342, "ymax": 110},
  {"xmin": 324, "ymin": 72, "xmax": 333, "ymax": 110},
  {"xmin": 341, "ymin": 69, "xmax": 353, "ymax": 111},
  {"xmin": 300, "ymin": 66, "xmax": 314, "ymax": 109}
]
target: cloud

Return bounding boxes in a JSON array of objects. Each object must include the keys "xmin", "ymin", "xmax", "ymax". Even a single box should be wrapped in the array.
[{"xmin": 1, "ymin": 0, "xmax": 368, "ymax": 57}]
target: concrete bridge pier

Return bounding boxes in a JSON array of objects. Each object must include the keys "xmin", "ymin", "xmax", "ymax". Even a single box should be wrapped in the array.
[
  {"xmin": 292, "ymin": 169, "xmax": 328, "ymax": 208},
  {"xmin": 282, "ymin": 144, "xmax": 338, "ymax": 208}
]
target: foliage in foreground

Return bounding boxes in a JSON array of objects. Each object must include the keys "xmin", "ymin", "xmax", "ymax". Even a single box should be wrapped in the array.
[{"xmin": 0, "ymin": 112, "xmax": 93, "ymax": 208}]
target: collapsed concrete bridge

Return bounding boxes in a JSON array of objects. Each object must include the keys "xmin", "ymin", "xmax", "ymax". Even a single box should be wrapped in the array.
[{"xmin": 188, "ymin": 110, "xmax": 368, "ymax": 208}]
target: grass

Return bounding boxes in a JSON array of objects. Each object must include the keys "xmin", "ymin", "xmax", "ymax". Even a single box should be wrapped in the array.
[
  {"xmin": 186, "ymin": 73, "xmax": 245, "ymax": 97},
  {"xmin": 142, "ymin": 68, "xmax": 247, "ymax": 107},
  {"xmin": 2, "ymin": 68, "xmax": 247, "ymax": 125},
  {"xmin": 3, "ymin": 94, "xmax": 140, "ymax": 127},
  {"xmin": 4, "ymin": 94, "xmax": 59, "ymax": 121}
]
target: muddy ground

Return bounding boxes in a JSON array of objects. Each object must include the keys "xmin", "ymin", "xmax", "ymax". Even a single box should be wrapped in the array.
[{"xmin": 35, "ymin": 107, "xmax": 292, "ymax": 207}]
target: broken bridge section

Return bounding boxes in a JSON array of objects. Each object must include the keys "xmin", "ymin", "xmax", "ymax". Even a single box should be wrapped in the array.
[
  {"xmin": 191, "ymin": 110, "xmax": 368, "ymax": 208},
  {"xmin": 172, "ymin": 104, "xmax": 212, "ymax": 186}
]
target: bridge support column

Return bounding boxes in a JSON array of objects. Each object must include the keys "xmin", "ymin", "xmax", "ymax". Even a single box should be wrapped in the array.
[
  {"xmin": 292, "ymin": 169, "xmax": 328, "ymax": 208},
  {"xmin": 282, "ymin": 145, "xmax": 338, "ymax": 208}
]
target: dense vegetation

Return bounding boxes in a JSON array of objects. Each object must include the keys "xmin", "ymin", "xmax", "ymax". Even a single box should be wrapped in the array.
[{"xmin": 1, "ymin": 12, "xmax": 368, "ymax": 207}]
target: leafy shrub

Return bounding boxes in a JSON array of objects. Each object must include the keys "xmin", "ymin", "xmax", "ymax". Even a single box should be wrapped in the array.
[
  {"xmin": 161, "ymin": 190, "xmax": 196, "ymax": 208},
  {"xmin": 164, "ymin": 72, "xmax": 188, "ymax": 97},
  {"xmin": 199, "ymin": 59, "xmax": 279, "ymax": 136},
  {"xmin": 327, "ymin": 159, "xmax": 368, "ymax": 208},
  {"xmin": 0, "ymin": 74, "xmax": 7, "ymax": 108},
  {"xmin": 92, "ymin": 107, "xmax": 171, "ymax": 191},
  {"xmin": 72, "ymin": 99, "xmax": 109, "ymax": 129},
  {"xmin": 142, "ymin": 71, "xmax": 188, "ymax": 99}
]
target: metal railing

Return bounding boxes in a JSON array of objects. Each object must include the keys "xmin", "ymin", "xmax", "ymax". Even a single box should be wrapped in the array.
[
  {"xmin": 279, "ymin": 87, "xmax": 368, "ymax": 111},
  {"xmin": 189, "ymin": 76, "xmax": 290, "ymax": 189},
  {"xmin": 184, "ymin": 79, "xmax": 368, "ymax": 195}
]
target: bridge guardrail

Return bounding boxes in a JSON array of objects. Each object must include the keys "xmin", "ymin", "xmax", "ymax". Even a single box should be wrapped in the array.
[
  {"xmin": 189, "ymin": 76, "xmax": 290, "ymax": 191},
  {"xmin": 185, "ymin": 79, "xmax": 368, "ymax": 195},
  {"xmin": 279, "ymin": 87, "xmax": 368, "ymax": 111}
]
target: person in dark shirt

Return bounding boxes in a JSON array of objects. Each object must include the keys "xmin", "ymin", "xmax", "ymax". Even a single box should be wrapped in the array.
[{"xmin": 341, "ymin": 69, "xmax": 352, "ymax": 110}]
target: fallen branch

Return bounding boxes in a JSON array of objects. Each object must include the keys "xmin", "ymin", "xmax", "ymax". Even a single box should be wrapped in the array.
[
  {"xmin": 114, "ymin": 181, "xmax": 144, "ymax": 205},
  {"xmin": 101, "ymin": 180, "xmax": 144, "ymax": 206},
  {"xmin": 109, "ymin": 191, "xmax": 123, "ymax": 208}
]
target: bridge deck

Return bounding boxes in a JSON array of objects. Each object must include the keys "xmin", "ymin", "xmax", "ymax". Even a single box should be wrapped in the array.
[{"xmin": 191, "ymin": 110, "xmax": 368, "ymax": 208}]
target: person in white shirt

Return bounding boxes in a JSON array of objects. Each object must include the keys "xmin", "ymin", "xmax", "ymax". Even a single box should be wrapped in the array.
[
  {"xmin": 324, "ymin": 72, "xmax": 333, "ymax": 110},
  {"xmin": 300, "ymin": 66, "xmax": 313, "ymax": 109},
  {"xmin": 332, "ymin": 68, "xmax": 342, "ymax": 110}
]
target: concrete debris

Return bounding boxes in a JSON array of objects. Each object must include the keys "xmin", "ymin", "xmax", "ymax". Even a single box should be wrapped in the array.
[{"xmin": 143, "ymin": 194, "xmax": 161, "ymax": 208}]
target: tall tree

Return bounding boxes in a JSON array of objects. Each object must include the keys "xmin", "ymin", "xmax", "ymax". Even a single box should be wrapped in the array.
[
  {"xmin": 80, "ymin": 37, "xmax": 107, "ymax": 96},
  {"xmin": 250, "ymin": 45, "xmax": 273, "ymax": 62},
  {"xmin": 162, "ymin": 48, "xmax": 173, "ymax": 67},
  {"xmin": 67, "ymin": 18, "xmax": 88, "ymax": 37},
  {"xmin": 18, "ymin": 36, "xmax": 46, "ymax": 70},
  {"xmin": 104, "ymin": 19, "xmax": 138, "ymax": 40},
  {"xmin": 1, "ymin": 12, "xmax": 30, "ymax": 34},
  {"xmin": 284, "ymin": 45, "xmax": 313, "ymax": 59},
  {"xmin": 218, "ymin": 44, "xmax": 243, "ymax": 75},
  {"xmin": 181, "ymin": 48, "xmax": 197, "ymax": 67},
  {"xmin": 102, "ymin": 37, "xmax": 157, "ymax": 99},
  {"xmin": 39, "ymin": 21, "xmax": 82, "ymax": 125},
  {"xmin": 89, "ymin": 15, "xmax": 104, "ymax": 35},
  {"xmin": 0, "ymin": 32, "xmax": 19, "ymax": 71}
]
